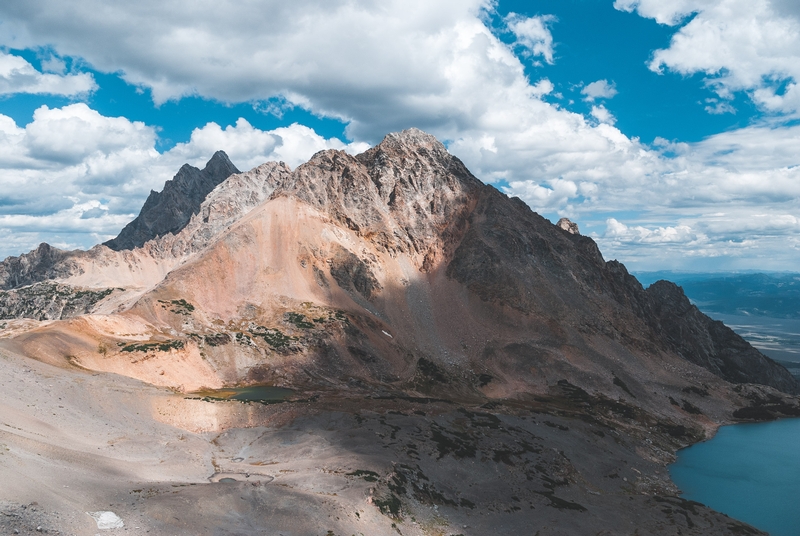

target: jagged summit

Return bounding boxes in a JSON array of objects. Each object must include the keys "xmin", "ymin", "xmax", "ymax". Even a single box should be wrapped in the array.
[
  {"xmin": 557, "ymin": 217, "xmax": 580, "ymax": 235},
  {"xmin": 103, "ymin": 150, "xmax": 240, "ymax": 251}
]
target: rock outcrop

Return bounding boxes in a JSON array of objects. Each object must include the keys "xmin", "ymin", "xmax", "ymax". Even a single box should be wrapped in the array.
[
  {"xmin": 557, "ymin": 217, "xmax": 580, "ymax": 234},
  {"xmin": 0, "ymin": 243, "xmax": 78, "ymax": 291},
  {"xmin": 104, "ymin": 151, "xmax": 240, "ymax": 251},
  {"xmin": 0, "ymin": 283, "xmax": 118, "ymax": 321},
  {"xmin": 643, "ymin": 280, "xmax": 797, "ymax": 392}
]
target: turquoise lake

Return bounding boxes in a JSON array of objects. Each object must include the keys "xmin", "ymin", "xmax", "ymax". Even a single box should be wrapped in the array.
[{"xmin": 670, "ymin": 418, "xmax": 800, "ymax": 536}]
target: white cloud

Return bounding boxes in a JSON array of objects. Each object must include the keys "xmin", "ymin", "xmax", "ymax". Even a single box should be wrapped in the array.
[
  {"xmin": 504, "ymin": 13, "xmax": 557, "ymax": 64},
  {"xmin": 589, "ymin": 105, "xmax": 617, "ymax": 125},
  {"xmin": 581, "ymin": 80, "xmax": 618, "ymax": 101},
  {"xmin": 615, "ymin": 0, "xmax": 800, "ymax": 114},
  {"xmin": 605, "ymin": 218, "xmax": 700, "ymax": 244},
  {"xmin": 0, "ymin": 51, "xmax": 95, "ymax": 96},
  {"xmin": 0, "ymin": 1, "xmax": 658, "ymax": 199},
  {"xmin": 503, "ymin": 178, "xmax": 579, "ymax": 211},
  {"xmin": 167, "ymin": 119, "xmax": 369, "ymax": 172}
]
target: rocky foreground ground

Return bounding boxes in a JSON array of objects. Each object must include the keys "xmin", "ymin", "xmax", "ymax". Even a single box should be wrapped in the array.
[{"xmin": 0, "ymin": 346, "xmax": 772, "ymax": 536}]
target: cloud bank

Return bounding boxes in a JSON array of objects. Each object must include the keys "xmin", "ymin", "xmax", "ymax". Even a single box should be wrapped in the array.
[{"xmin": 0, "ymin": 51, "xmax": 95, "ymax": 96}]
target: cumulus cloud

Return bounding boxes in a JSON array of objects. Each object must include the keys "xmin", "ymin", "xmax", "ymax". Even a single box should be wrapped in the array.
[
  {"xmin": 605, "ymin": 218, "xmax": 700, "ymax": 244},
  {"xmin": 168, "ymin": 119, "xmax": 369, "ymax": 172},
  {"xmin": 581, "ymin": 80, "xmax": 618, "ymax": 102},
  {"xmin": 503, "ymin": 178, "xmax": 579, "ymax": 211},
  {"xmin": 0, "ymin": 51, "xmax": 95, "ymax": 96},
  {"xmin": 615, "ymin": 0, "xmax": 800, "ymax": 114},
  {"xmin": 505, "ymin": 13, "xmax": 557, "ymax": 64},
  {"xmin": 0, "ymin": 1, "xmax": 664, "ymax": 198},
  {"xmin": 589, "ymin": 105, "xmax": 617, "ymax": 125}
]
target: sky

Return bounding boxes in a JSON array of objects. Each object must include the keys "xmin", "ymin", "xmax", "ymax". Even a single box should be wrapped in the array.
[{"xmin": 0, "ymin": 0, "xmax": 799, "ymax": 272}]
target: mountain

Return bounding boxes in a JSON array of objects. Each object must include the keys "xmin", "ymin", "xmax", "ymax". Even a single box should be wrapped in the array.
[
  {"xmin": 636, "ymin": 271, "xmax": 800, "ymax": 319},
  {"xmin": 0, "ymin": 129, "xmax": 797, "ymax": 535},
  {"xmin": 103, "ymin": 150, "xmax": 240, "ymax": 251}
]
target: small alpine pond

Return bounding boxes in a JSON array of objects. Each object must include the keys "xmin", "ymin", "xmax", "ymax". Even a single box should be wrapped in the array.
[{"xmin": 188, "ymin": 385, "xmax": 295, "ymax": 404}]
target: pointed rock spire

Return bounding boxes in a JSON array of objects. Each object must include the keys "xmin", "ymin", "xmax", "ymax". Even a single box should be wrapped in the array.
[{"xmin": 104, "ymin": 151, "xmax": 240, "ymax": 251}]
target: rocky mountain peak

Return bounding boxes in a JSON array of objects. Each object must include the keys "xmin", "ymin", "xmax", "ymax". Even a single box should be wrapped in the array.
[
  {"xmin": 204, "ymin": 150, "xmax": 238, "ymax": 175},
  {"xmin": 103, "ymin": 150, "xmax": 240, "ymax": 251},
  {"xmin": 0, "ymin": 242, "xmax": 75, "ymax": 290},
  {"xmin": 374, "ymin": 127, "xmax": 448, "ymax": 154},
  {"xmin": 557, "ymin": 217, "xmax": 580, "ymax": 235},
  {"xmin": 277, "ymin": 129, "xmax": 481, "ymax": 269}
]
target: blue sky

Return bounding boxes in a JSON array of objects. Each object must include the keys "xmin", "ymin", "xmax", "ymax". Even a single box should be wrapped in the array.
[{"xmin": 1, "ymin": 0, "xmax": 799, "ymax": 271}]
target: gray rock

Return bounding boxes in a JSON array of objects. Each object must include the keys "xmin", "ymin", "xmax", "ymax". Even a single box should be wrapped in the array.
[
  {"xmin": 104, "ymin": 150, "xmax": 240, "ymax": 251},
  {"xmin": 557, "ymin": 217, "xmax": 580, "ymax": 234}
]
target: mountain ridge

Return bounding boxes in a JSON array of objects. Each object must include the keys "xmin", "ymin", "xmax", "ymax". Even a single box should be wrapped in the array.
[
  {"xmin": 1, "ymin": 128, "xmax": 797, "ymax": 535},
  {"xmin": 0, "ymin": 128, "xmax": 796, "ymax": 394}
]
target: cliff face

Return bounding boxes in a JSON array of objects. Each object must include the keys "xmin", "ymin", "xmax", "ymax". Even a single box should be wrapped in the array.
[
  {"xmin": 643, "ymin": 280, "xmax": 797, "ymax": 392},
  {"xmin": 103, "ymin": 150, "xmax": 240, "ymax": 251}
]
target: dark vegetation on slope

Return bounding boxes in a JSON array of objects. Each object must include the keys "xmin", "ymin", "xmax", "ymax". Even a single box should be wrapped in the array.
[{"xmin": 0, "ymin": 282, "xmax": 117, "ymax": 321}]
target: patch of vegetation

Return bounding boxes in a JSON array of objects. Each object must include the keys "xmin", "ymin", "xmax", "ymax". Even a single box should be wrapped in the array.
[
  {"xmin": 204, "ymin": 333, "xmax": 231, "ymax": 346},
  {"xmin": 682, "ymin": 386, "xmax": 709, "ymax": 397},
  {"xmin": 430, "ymin": 424, "xmax": 477, "ymax": 459},
  {"xmin": 543, "ymin": 420, "xmax": 569, "ymax": 431},
  {"xmin": 120, "ymin": 340, "xmax": 185, "ymax": 353},
  {"xmin": 535, "ymin": 490, "xmax": 587, "ymax": 512},
  {"xmin": 681, "ymin": 399, "xmax": 703, "ymax": 415},
  {"xmin": 477, "ymin": 373, "xmax": 493, "ymax": 387},
  {"xmin": 158, "ymin": 299, "xmax": 195, "ymax": 315},
  {"xmin": 374, "ymin": 493, "xmax": 402, "ymax": 519},
  {"xmin": 74, "ymin": 288, "xmax": 114, "ymax": 301},
  {"xmin": 732, "ymin": 400, "xmax": 800, "ymax": 420},
  {"xmin": 235, "ymin": 332, "xmax": 253, "ymax": 345},
  {"xmin": 417, "ymin": 357, "xmax": 449, "ymax": 383},
  {"xmin": 347, "ymin": 469, "xmax": 380, "ymax": 482},
  {"xmin": 0, "ymin": 283, "xmax": 117, "ymax": 321},
  {"xmin": 657, "ymin": 422, "xmax": 688, "ymax": 438},
  {"xmin": 248, "ymin": 325, "xmax": 297, "ymax": 349},
  {"xmin": 285, "ymin": 312, "xmax": 315, "ymax": 329}
]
